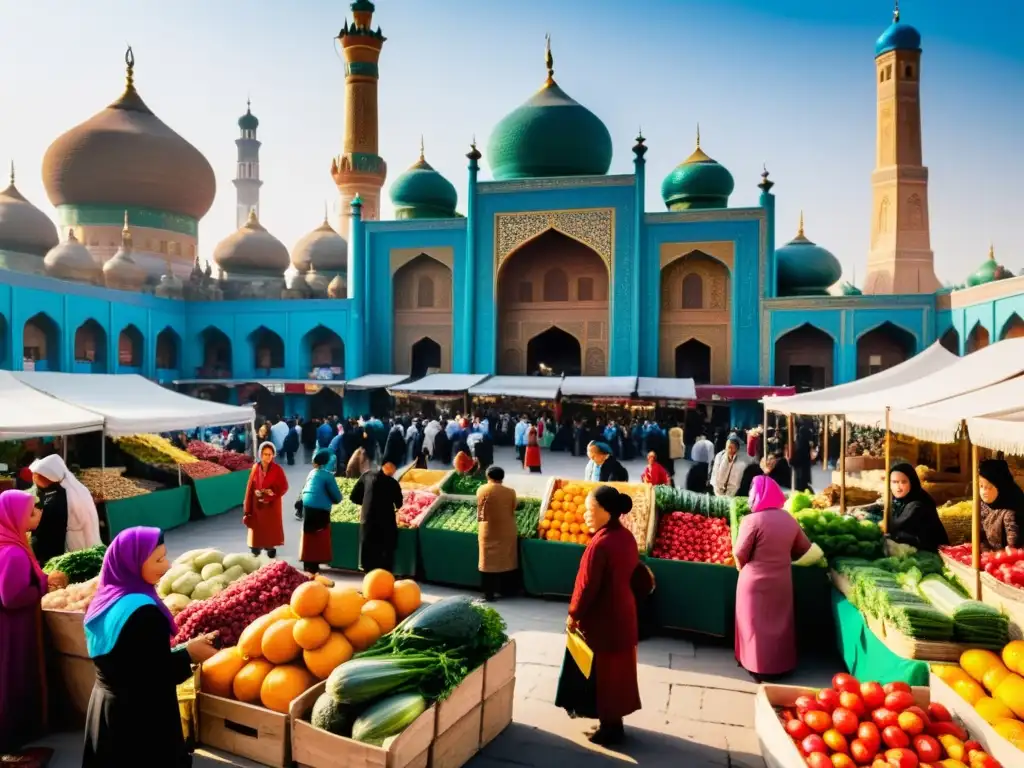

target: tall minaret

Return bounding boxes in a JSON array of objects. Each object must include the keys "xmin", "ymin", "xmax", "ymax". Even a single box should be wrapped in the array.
[
  {"xmin": 864, "ymin": 2, "xmax": 938, "ymax": 295},
  {"xmin": 232, "ymin": 99, "xmax": 262, "ymax": 229},
  {"xmin": 331, "ymin": 0, "xmax": 387, "ymax": 241}
]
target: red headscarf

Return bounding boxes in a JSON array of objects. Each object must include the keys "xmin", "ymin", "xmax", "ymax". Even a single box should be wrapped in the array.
[{"xmin": 0, "ymin": 489, "xmax": 46, "ymax": 583}]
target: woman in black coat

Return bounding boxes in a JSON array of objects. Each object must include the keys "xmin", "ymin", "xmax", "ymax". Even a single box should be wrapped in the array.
[{"xmin": 885, "ymin": 462, "xmax": 949, "ymax": 552}]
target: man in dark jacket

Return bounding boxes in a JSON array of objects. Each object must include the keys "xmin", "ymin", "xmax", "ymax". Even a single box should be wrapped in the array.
[{"xmin": 350, "ymin": 461, "xmax": 404, "ymax": 573}]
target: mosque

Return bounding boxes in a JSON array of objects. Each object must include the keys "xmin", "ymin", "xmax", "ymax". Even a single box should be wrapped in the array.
[{"xmin": 0, "ymin": 1, "xmax": 1021, "ymax": 420}]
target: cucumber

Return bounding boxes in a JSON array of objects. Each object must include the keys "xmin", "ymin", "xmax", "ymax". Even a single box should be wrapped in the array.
[{"xmin": 351, "ymin": 692, "xmax": 426, "ymax": 746}]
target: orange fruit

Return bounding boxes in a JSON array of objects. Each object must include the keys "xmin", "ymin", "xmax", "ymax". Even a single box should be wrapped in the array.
[
  {"xmin": 290, "ymin": 581, "xmax": 330, "ymax": 618},
  {"xmin": 1002, "ymin": 640, "xmax": 1024, "ymax": 674},
  {"xmin": 391, "ymin": 579, "xmax": 422, "ymax": 619},
  {"xmin": 362, "ymin": 569, "xmax": 395, "ymax": 601},
  {"xmin": 261, "ymin": 619, "xmax": 302, "ymax": 664},
  {"xmin": 539, "ymin": 519, "xmax": 551, "ymax": 530},
  {"xmin": 260, "ymin": 664, "xmax": 315, "ymax": 713},
  {"xmin": 233, "ymin": 659, "xmax": 275, "ymax": 702},
  {"xmin": 322, "ymin": 588, "xmax": 365, "ymax": 629},
  {"xmin": 361, "ymin": 599, "xmax": 397, "ymax": 634},
  {"xmin": 343, "ymin": 614, "xmax": 382, "ymax": 652},
  {"xmin": 293, "ymin": 616, "xmax": 332, "ymax": 650},
  {"xmin": 303, "ymin": 632, "xmax": 354, "ymax": 680}
]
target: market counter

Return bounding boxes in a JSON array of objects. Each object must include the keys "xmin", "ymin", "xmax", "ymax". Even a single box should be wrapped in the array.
[
  {"xmin": 418, "ymin": 527, "xmax": 481, "ymax": 589},
  {"xmin": 520, "ymin": 538, "xmax": 584, "ymax": 598},
  {"xmin": 647, "ymin": 559, "xmax": 737, "ymax": 637},
  {"xmin": 104, "ymin": 485, "xmax": 191, "ymax": 539},
  {"xmin": 328, "ymin": 522, "xmax": 418, "ymax": 577},
  {"xmin": 192, "ymin": 470, "xmax": 249, "ymax": 518}
]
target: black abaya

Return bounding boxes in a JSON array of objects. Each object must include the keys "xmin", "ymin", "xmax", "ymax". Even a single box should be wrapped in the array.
[
  {"xmin": 32, "ymin": 484, "xmax": 69, "ymax": 566},
  {"xmin": 351, "ymin": 470, "xmax": 404, "ymax": 572}
]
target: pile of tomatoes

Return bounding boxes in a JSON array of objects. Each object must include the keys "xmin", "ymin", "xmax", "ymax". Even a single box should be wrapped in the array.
[
  {"xmin": 776, "ymin": 673, "xmax": 1002, "ymax": 767},
  {"xmin": 940, "ymin": 544, "xmax": 1024, "ymax": 589},
  {"xmin": 650, "ymin": 511, "xmax": 733, "ymax": 565}
]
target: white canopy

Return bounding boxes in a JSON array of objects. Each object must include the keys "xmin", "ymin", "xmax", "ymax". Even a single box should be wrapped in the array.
[
  {"xmin": 841, "ymin": 338, "xmax": 1024, "ymax": 427},
  {"xmin": 560, "ymin": 376, "xmax": 637, "ymax": 398},
  {"xmin": 389, "ymin": 373, "xmax": 489, "ymax": 394},
  {"xmin": 762, "ymin": 342, "xmax": 958, "ymax": 416},
  {"xmin": 346, "ymin": 374, "xmax": 409, "ymax": 390},
  {"xmin": 13, "ymin": 372, "xmax": 255, "ymax": 436},
  {"xmin": 0, "ymin": 371, "xmax": 104, "ymax": 439},
  {"xmin": 468, "ymin": 375, "xmax": 562, "ymax": 400},
  {"xmin": 966, "ymin": 414, "xmax": 1024, "ymax": 456},
  {"xmin": 635, "ymin": 377, "xmax": 696, "ymax": 401}
]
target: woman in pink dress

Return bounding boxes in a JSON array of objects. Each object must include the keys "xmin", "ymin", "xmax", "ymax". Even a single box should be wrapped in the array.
[{"xmin": 733, "ymin": 475, "xmax": 812, "ymax": 681}]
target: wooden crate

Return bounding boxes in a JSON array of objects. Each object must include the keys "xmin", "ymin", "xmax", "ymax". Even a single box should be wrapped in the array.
[
  {"xmin": 480, "ymin": 679, "xmax": 515, "ymax": 748},
  {"xmin": 930, "ymin": 672, "xmax": 1024, "ymax": 765},
  {"xmin": 43, "ymin": 609, "xmax": 88, "ymax": 658},
  {"xmin": 429, "ymin": 704, "xmax": 481, "ymax": 768},
  {"xmin": 435, "ymin": 664, "xmax": 483, "ymax": 735},
  {"xmin": 978, "ymin": 573, "xmax": 1024, "ymax": 641},
  {"xmin": 483, "ymin": 640, "xmax": 517, "ymax": 699},
  {"xmin": 290, "ymin": 681, "xmax": 434, "ymax": 768},
  {"xmin": 198, "ymin": 693, "xmax": 290, "ymax": 768}
]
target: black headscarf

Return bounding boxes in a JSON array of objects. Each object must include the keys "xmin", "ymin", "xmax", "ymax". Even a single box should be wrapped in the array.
[
  {"xmin": 592, "ymin": 485, "xmax": 633, "ymax": 519},
  {"xmin": 979, "ymin": 459, "xmax": 1024, "ymax": 516},
  {"xmin": 888, "ymin": 462, "xmax": 949, "ymax": 552}
]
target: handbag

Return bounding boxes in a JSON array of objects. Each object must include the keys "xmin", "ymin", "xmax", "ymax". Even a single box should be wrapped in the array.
[{"xmin": 566, "ymin": 630, "xmax": 594, "ymax": 679}]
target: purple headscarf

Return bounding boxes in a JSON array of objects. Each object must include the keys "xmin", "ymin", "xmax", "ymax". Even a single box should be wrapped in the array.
[
  {"xmin": 85, "ymin": 526, "xmax": 174, "ymax": 631},
  {"xmin": 749, "ymin": 475, "xmax": 787, "ymax": 513}
]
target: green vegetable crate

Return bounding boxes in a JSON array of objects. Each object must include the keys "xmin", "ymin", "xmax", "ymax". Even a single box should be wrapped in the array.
[
  {"xmin": 418, "ymin": 494, "xmax": 484, "ymax": 589},
  {"xmin": 646, "ymin": 559, "xmax": 738, "ymax": 637},
  {"xmin": 191, "ymin": 470, "xmax": 249, "ymax": 518},
  {"xmin": 329, "ymin": 521, "xmax": 418, "ymax": 578}
]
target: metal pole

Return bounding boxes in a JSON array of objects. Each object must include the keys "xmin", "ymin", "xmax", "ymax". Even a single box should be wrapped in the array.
[
  {"xmin": 822, "ymin": 416, "xmax": 829, "ymax": 471},
  {"xmin": 883, "ymin": 407, "xmax": 892, "ymax": 533},
  {"xmin": 100, "ymin": 427, "xmax": 107, "ymax": 502},
  {"xmin": 971, "ymin": 442, "xmax": 982, "ymax": 599},
  {"xmin": 839, "ymin": 417, "xmax": 847, "ymax": 515}
]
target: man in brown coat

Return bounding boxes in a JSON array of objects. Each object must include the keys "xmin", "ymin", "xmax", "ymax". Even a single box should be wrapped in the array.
[{"xmin": 476, "ymin": 465, "xmax": 519, "ymax": 601}]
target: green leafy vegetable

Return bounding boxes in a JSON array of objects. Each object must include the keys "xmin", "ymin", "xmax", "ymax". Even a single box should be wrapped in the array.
[{"xmin": 43, "ymin": 544, "xmax": 106, "ymax": 583}]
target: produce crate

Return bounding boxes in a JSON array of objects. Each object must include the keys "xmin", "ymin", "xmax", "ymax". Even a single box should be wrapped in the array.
[
  {"xmin": 480, "ymin": 679, "xmax": 515, "ymax": 748},
  {"xmin": 417, "ymin": 496, "xmax": 482, "ymax": 589},
  {"xmin": 396, "ymin": 465, "xmax": 451, "ymax": 492},
  {"xmin": 538, "ymin": 478, "xmax": 656, "ymax": 554},
  {"xmin": 290, "ymin": 680, "xmax": 435, "ymax": 768},
  {"xmin": 646, "ymin": 558, "xmax": 737, "ymax": 637},
  {"xmin": 197, "ymin": 692, "xmax": 291, "ymax": 768},
  {"xmin": 328, "ymin": 522, "xmax": 418, "ymax": 577},
  {"xmin": 483, "ymin": 640, "xmax": 517, "ymax": 699},
  {"xmin": 192, "ymin": 470, "xmax": 249, "ymax": 517},
  {"xmin": 978, "ymin": 572, "xmax": 1024, "ymax": 641},
  {"xmin": 42, "ymin": 608, "xmax": 88, "ymax": 658},
  {"xmin": 435, "ymin": 665, "xmax": 483, "ymax": 736},
  {"xmin": 755, "ymin": 683, "xmax": 929, "ymax": 768},
  {"xmin": 929, "ymin": 671, "xmax": 1024, "ymax": 766},
  {"xmin": 429, "ymin": 704, "xmax": 481, "ymax": 768},
  {"xmin": 519, "ymin": 538, "xmax": 584, "ymax": 598},
  {"xmin": 104, "ymin": 485, "xmax": 191, "ymax": 538}
]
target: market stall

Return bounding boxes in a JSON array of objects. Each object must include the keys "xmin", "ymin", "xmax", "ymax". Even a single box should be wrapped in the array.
[
  {"xmin": 557, "ymin": 375, "xmax": 642, "ymax": 423},
  {"xmin": 0, "ymin": 370, "xmax": 105, "ymax": 440},
  {"xmin": 388, "ymin": 373, "xmax": 490, "ymax": 418},
  {"xmin": 467, "ymin": 374, "xmax": 562, "ymax": 414}
]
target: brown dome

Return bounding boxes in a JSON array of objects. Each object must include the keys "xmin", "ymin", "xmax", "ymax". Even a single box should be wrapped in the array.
[
  {"xmin": 212, "ymin": 209, "xmax": 289, "ymax": 276},
  {"xmin": 0, "ymin": 164, "xmax": 59, "ymax": 256},
  {"xmin": 103, "ymin": 213, "xmax": 148, "ymax": 290},
  {"xmin": 327, "ymin": 273, "xmax": 347, "ymax": 298},
  {"xmin": 291, "ymin": 214, "xmax": 348, "ymax": 272},
  {"xmin": 41, "ymin": 49, "xmax": 215, "ymax": 220},
  {"xmin": 44, "ymin": 230, "xmax": 101, "ymax": 283}
]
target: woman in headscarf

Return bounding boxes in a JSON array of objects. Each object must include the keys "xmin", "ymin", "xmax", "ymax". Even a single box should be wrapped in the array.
[
  {"xmin": 555, "ymin": 486, "xmax": 642, "ymax": 746},
  {"xmin": 82, "ymin": 527, "xmax": 218, "ymax": 766},
  {"xmin": 733, "ymin": 476, "xmax": 815, "ymax": 682},
  {"xmin": 243, "ymin": 442, "xmax": 289, "ymax": 558},
  {"xmin": 886, "ymin": 462, "xmax": 949, "ymax": 552},
  {"xmin": 523, "ymin": 426, "xmax": 542, "ymax": 473},
  {"xmin": 422, "ymin": 419, "xmax": 441, "ymax": 459},
  {"xmin": 346, "ymin": 446, "xmax": 372, "ymax": 479},
  {"xmin": 0, "ymin": 490, "xmax": 53, "ymax": 754},
  {"xmin": 977, "ymin": 459, "xmax": 1024, "ymax": 551},
  {"xmin": 383, "ymin": 422, "xmax": 406, "ymax": 467},
  {"xmin": 299, "ymin": 449, "xmax": 343, "ymax": 574},
  {"xmin": 30, "ymin": 454, "xmax": 102, "ymax": 560},
  {"xmin": 586, "ymin": 441, "xmax": 628, "ymax": 483}
]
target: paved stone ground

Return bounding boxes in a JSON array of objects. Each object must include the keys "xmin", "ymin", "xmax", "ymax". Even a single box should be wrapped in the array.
[{"xmin": 33, "ymin": 447, "xmax": 838, "ymax": 767}]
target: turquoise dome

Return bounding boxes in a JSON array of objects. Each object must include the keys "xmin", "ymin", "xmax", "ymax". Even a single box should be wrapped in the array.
[
  {"xmin": 875, "ymin": 11, "xmax": 921, "ymax": 57},
  {"xmin": 660, "ymin": 134, "xmax": 735, "ymax": 211},
  {"xmin": 966, "ymin": 246, "xmax": 1012, "ymax": 287},
  {"xmin": 389, "ymin": 148, "xmax": 457, "ymax": 219},
  {"xmin": 774, "ymin": 214, "xmax": 842, "ymax": 297},
  {"xmin": 238, "ymin": 108, "xmax": 258, "ymax": 131}
]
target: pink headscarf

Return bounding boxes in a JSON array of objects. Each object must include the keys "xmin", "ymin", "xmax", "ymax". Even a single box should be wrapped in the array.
[
  {"xmin": 0, "ymin": 490, "xmax": 46, "ymax": 583},
  {"xmin": 749, "ymin": 475, "xmax": 786, "ymax": 513}
]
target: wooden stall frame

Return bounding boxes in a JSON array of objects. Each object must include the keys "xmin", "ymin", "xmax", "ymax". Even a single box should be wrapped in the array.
[{"xmin": 882, "ymin": 407, "xmax": 892, "ymax": 532}]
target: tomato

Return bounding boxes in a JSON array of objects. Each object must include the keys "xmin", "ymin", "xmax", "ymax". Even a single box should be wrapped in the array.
[
  {"xmin": 831, "ymin": 755, "xmax": 857, "ymax": 768},
  {"xmin": 896, "ymin": 711, "xmax": 924, "ymax": 736},
  {"xmin": 803, "ymin": 710, "xmax": 833, "ymax": 734},
  {"xmin": 801, "ymin": 734, "xmax": 827, "ymax": 755},
  {"xmin": 925, "ymin": 720, "xmax": 967, "ymax": 741},
  {"xmin": 839, "ymin": 691, "xmax": 867, "ymax": 717},
  {"xmin": 796, "ymin": 695, "xmax": 817, "ymax": 713},
  {"xmin": 817, "ymin": 689, "xmax": 842, "ymax": 713},
  {"xmin": 968, "ymin": 753, "xmax": 1000, "ymax": 768},
  {"xmin": 962, "ymin": 740, "xmax": 982, "ymax": 754},
  {"xmin": 884, "ymin": 691, "xmax": 915, "ymax": 713},
  {"xmin": 881, "ymin": 725, "xmax": 909, "ymax": 749},
  {"xmin": 849, "ymin": 739, "xmax": 876, "ymax": 765},
  {"xmin": 883, "ymin": 682, "xmax": 911, "ymax": 695},
  {"xmin": 806, "ymin": 754, "xmax": 833, "ymax": 768},
  {"xmin": 832, "ymin": 707, "xmax": 859, "ymax": 736},
  {"xmin": 787, "ymin": 719, "xmax": 813, "ymax": 740},
  {"xmin": 883, "ymin": 747, "xmax": 918, "ymax": 768},
  {"xmin": 823, "ymin": 729, "xmax": 849, "ymax": 753},
  {"xmin": 833, "ymin": 674, "xmax": 861, "ymax": 694},
  {"xmin": 904, "ymin": 706, "xmax": 930, "ymax": 726},
  {"xmin": 861, "ymin": 682, "xmax": 886, "ymax": 710},
  {"xmin": 911, "ymin": 735, "xmax": 941, "ymax": 763},
  {"xmin": 925, "ymin": 702, "xmax": 951, "ymax": 722},
  {"xmin": 872, "ymin": 708, "xmax": 899, "ymax": 729},
  {"xmin": 857, "ymin": 722, "xmax": 881, "ymax": 750}
]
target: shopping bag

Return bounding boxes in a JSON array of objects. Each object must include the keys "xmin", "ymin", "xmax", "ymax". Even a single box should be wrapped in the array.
[{"xmin": 566, "ymin": 630, "xmax": 594, "ymax": 679}]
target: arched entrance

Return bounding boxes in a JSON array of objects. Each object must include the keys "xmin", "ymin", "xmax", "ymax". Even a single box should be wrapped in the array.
[
  {"xmin": 497, "ymin": 230, "xmax": 608, "ymax": 375},
  {"xmin": 23, "ymin": 313, "xmax": 60, "ymax": 370},
  {"xmin": 1000, "ymin": 313, "xmax": 1024, "ymax": 341},
  {"xmin": 156, "ymin": 327, "xmax": 180, "ymax": 370},
  {"xmin": 967, "ymin": 323, "xmax": 990, "ymax": 354},
  {"xmin": 74, "ymin": 319, "xmax": 107, "ymax": 372},
  {"xmin": 856, "ymin": 322, "xmax": 915, "ymax": 379},
  {"xmin": 393, "ymin": 254, "xmax": 453, "ymax": 373},
  {"xmin": 309, "ymin": 386, "xmax": 343, "ymax": 418},
  {"xmin": 939, "ymin": 327, "xmax": 960, "ymax": 356},
  {"xmin": 200, "ymin": 327, "xmax": 232, "ymax": 377},
  {"xmin": 302, "ymin": 325, "xmax": 345, "ymax": 377},
  {"xmin": 774, "ymin": 324, "xmax": 834, "ymax": 391},
  {"xmin": 674, "ymin": 339, "xmax": 712, "ymax": 384},
  {"xmin": 239, "ymin": 383, "xmax": 284, "ymax": 420},
  {"xmin": 659, "ymin": 251, "xmax": 731, "ymax": 382},
  {"xmin": 411, "ymin": 337, "xmax": 442, "ymax": 378},
  {"xmin": 526, "ymin": 327, "xmax": 582, "ymax": 376},
  {"xmin": 249, "ymin": 326, "xmax": 284, "ymax": 372},
  {"xmin": 118, "ymin": 325, "xmax": 144, "ymax": 367}
]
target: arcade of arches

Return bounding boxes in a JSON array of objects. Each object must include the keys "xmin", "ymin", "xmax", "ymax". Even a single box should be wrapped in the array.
[
  {"xmin": 156, "ymin": 328, "xmax": 180, "ymax": 370},
  {"xmin": 250, "ymin": 326, "xmax": 285, "ymax": 371},
  {"xmin": 940, "ymin": 327, "xmax": 959, "ymax": 355},
  {"xmin": 393, "ymin": 254, "xmax": 453, "ymax": 375},
  {"xmin": 497, "ymin": 229, "xmax": 608, "ymax": 376},
  {"xmin": 1000, "ymin": 313, "xmax": 1024, "ymax": 341},
  {"xmin": 659, "ymin": 251, "xmax": 730, "ymax": 383},
  {"xmin": 303, "ymin": 324, "xmax": 345, "ymax": 375},
  {"xmin": 200, "ymin": 327, "xmax": 232, "ymax": 377},
  {"xmin": 23, "ymin": 313, "xmax": 59, "ymax": 368}
]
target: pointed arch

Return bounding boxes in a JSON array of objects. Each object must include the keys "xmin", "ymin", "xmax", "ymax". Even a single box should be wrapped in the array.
[
  {"xmin": 774, "ymin": 323, "xmax": 834, "ymax": 391},
  {"xmin": 156, "ymin": 327, "xmax": 181, "ymax": 370},
  {"xmin": 248, "ymin": 325, "xmax": 285, "ymax": 371},
  {"xmin": 410, "ymin": 337, "xmax": 442, "ymax": 378},
  {"xmin": 674, "ymin": 339, "xmax": 712, "ymax": 384},
  {"xmin": 659, "ymin": 251, "xmax": 730, "ymax": 381},
  {"xmin": 74, "ymin": 319, "xmax": 107, "ymax": 372},
  {"xmin": 199, "ymin": 326, "xmax": 232, "ymax": 377},
  {"xmin": 526, "ymin": 326, "xmax": 582, "ymax": 376},
  {"xmin": 118, "ymin": 324, "xmax": 144, "ymax": 367},
  {"xmin": 856, "ymin": 321, "xmax": 916, "ymax": 379},
  {"xmin": 999, "ymin": 313, "xmax": 1024, "ymax": 341},
  {"xmin": 302, "ymin": 324, "xmax": 345, "ymax": 375},
  {"xmin": 967, "ymin": 322, "xmax": 990, "ymax": 354},
  {"xmin": 23, "ymin": 312, "xmax": 60, "ymax": 371},
  {"xmin": 939, "ymin": 327, "xmax": 960, "ymax": 356},
  {"xmin": 393, "ymin": 253, "xmax": 453, "ymax": 373}
]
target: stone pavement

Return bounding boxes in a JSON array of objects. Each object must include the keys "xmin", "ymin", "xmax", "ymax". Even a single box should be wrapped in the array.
[{"xmin": 32, "ymin": 446, "xmax": 838, "ymax": 766}]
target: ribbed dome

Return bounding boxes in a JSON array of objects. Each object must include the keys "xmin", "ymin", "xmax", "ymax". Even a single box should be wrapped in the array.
[
  {"xmin": 213, "ymin": 209, "xmax": 289, "ymax": 276},
  {"xmin": 389, "ymin": 144, "xmax": 458, "ymax": 219},
  {"xmin": 875, "ymin": 10, "xmax": 921, "ymax": 57},
  {"xmin": 774, "ymin": 213, "xmax": 842, "ymax": 297},
  {"xmin": 103, "ymin": 213, "xmax": 148, "ymax": 290},
  {"xmin": 44, "ymin": 230, "xmax": 101, "ymax": 283},
  {"xmin": 42, "ymin": 49, "xmax": 216, "ymax": 221},
  {"xmin": 661, "ymin": 130, "xmax": 735, "ymax": 211},
  {"xmin": 487, "ymin": 42, "xmax": 611, "ymax": 181},
  {"xmin": 291, "ymin": 213, "xmax": 348, "ymax": 272},
  {"xmin": 967, "ymin": 245, "xmax": 1013, "ymax": 287},
  {"xmin": 0, "ymin": 165, "xmax": 59, "ymax": 257}
]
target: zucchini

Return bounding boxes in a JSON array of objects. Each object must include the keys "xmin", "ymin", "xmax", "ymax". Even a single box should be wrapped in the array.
[
  {"xmin": 326, "ymin": 659, "xmax": 423, "ymax": 704},
  {"xmin": 395, "ymin": 596, "xmax": 482, "ymax": 646},
  {"xmin": 351, "ymin": 692, "xmax": 427, "ymax": 746}
]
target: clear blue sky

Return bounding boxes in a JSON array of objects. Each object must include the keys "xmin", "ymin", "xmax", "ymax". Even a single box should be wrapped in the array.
[{"xmin": 1, "ymin": 0, "xmax": 1021, "ymax": 286}]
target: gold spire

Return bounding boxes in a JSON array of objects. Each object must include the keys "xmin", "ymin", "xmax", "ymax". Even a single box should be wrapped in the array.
[
  {"xmin": 683, "ymin": 123, "xmax": 712, "ymax": 164},
  {"xmin": 419, "ymin": 135, "xmax": 425, "ymax": 162},
  {"xmin": 989, "ymin": 243, "xmax": 995, "ymax": 261},
  {"xmin": 121, "ymin": 210, "xmax": 132, "ymax": 247},
  {"xmin": 543, "ymin": 33, "xmax": 555, "ymax": 86},
  {"xmin": 125, "ymin": 45, "xmax": 135, "ymax": 90},
  {"xmin": 797, "ymin": 210, "xmax": 806, "ymax": 239},
  {"xmin": 246, "ymin": 207, "xmax": 259, "ymax": 227},
  {"xmin": 696, "ymin": 123, "xmax": 701, "ymax": 149}
]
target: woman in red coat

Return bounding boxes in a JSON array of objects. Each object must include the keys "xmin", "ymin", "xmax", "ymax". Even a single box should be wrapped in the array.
[
  {"xmin": 555, "ymin": 485, "xmax": 643, "ymax": 746},
  {"xmin": 243, "ymin": 442, "xmax": 289, "ymax": 557},
  {"xmin": 523, "ymin": 426, "xmax": 542, "ymax": 473}
]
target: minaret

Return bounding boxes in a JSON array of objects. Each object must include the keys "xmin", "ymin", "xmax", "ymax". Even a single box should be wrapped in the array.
[
  {"xmin": 331, "ymin": 0, "xmax": 387, "ymax": 242},
  {"xmin": 864, "ymin": 3, "xmax": 938, "ymax": 294},
  {"xmin": 233, "ymin": 99, "xmax": 263, "ymax": 230}
]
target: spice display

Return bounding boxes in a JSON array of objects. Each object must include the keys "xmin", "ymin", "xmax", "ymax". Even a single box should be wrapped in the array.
[
  {"xmin": 117, "ymin": 433, "xmax": 199, "ymax": 466},
  {"xmin": 42, "ymin": 544, "xmax": 106, "ymax": 584},
  {"xmin": 186, "ymin": 440, "xmax": 252, "ymax": 471},
  {"xmin": 651, "ymin": 512, "xmax": 733, "ymax": 565},
  {"xmin": 179, "ymin": 460, "xmax": 229, "ymax": 480},
  {"xmin": 76, "ymin": 467, "xmax": 157, "ymax": 501}
]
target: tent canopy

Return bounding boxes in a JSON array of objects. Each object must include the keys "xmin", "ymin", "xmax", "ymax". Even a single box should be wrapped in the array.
[
  {"xmin": 346, "ymin": 374, "xmax": 409, "ymax": 390},
  {"xmin": 0, "ymin": 371, "xmax": 105, "ymax": 439},
  {"xmin": 635, "ymin": 377, "xmax": 696, "ymax": 401},
  {"xmin": 560, "ymin": 376, "xmax": 637, "ymax": 398},
  {"xmin": 389, "ymin": 373, "xmax": 489, "ymax": 394},
  {"xmin": 468, "ymin": 375, "xmax": 562, "ymax": 400},
  {"xmin": 13, "ymin": 372, "xmax": 255, "ymax": 436},
  {"xmin": 762, "ymin": 342, "xmax": 958, "ymax": 416},
  {"xmin": 966, "ymin": 414, "xmax": 1024, "ymax": 456}
]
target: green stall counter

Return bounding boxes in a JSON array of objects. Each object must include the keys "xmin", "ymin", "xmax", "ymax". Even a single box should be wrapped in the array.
[
  {"xmin": 520, "ymin": 538, "xmax": 585, "ymax": 598},
  {"xmin": 793, "ymin": 565, "xmax": 835, "ymax": 649},
  {"xmin": 831, "ymin": 588, "xmax": 929, "ymax": 686},
  {"xmin": 329, "ymin": 522, "xmax": 418, "ymax": 577},
  {"xmin": 192, "ymin": 470, "xmax": 249, "ymax": 518},
  {"xmin": 105, "ymin": 486, "xmax": 191, "ymax": 538},
  {"xmin": 418, "ymin": 527, "xmax": 481, "ymax": 589},
  {"xmin": 647, "ymin": 559, "xmax": 737, "ymax": 637}
]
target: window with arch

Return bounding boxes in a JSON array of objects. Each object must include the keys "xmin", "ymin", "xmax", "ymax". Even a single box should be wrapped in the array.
[
  {"xmin": 517, "ymin": 281, "xmax": 533, "ymax": 303},
  {"xmin": 542, "ymin": 268, "xmax": 569, "ymax": 302},
  {"xmin": 577, "ymin": 277, "xmax": 594, "ymax": 301},
  {"xmin": 903, "ymin": 64, "xmax": 914, "ymax": 79},
  {"xmin": 416, "ymin": 276, "xmax": 435, "ymax": 308},
  {"xmin": 682, "ymin": 273, "xmax": 704, "ymax": 309},
  {"xmin": 885, "ymin": 64, "xmax": 893, "ymax": 80}
]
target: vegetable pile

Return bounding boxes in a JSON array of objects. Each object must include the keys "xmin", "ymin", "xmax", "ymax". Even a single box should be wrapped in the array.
[
  {"xmin": 794, "ymin": 510, "xmax": 884, "ymax": 559},
  {"xmin": 936, "ymin": 501, "xmax": 973, "ymax": 546},
  {"xmin": 186, "ymin": 440, "xmax": 252, "ymax": 472},
  {"xmin": 159, "ymin": 549, "xmax": 264, "ymax": 615},
  {"xmin": 933, "ymin": 643, "xmax": 1024, "ymax": 751},
  {"xmin": 77, "ymin": 467, "xmax": 156, "ymax": 501},
  {"xmin": 180, "ymin": 460, "xmax": 229, "ymax": 480},
  {"xmin": 117, "ymin": 434, "xmax": 198, "ymax": 466},
  {"xmin": 41, "ymin": 576, "xmax": 99, "ymax": 611},
  {"xmin": 172, "ymin": 560, "xmax": 310, "ymax": 647},
  {"xmin": 729, "ymin": 496, "xmax": 750, "ymax": 543},
  {"xmin": 200, "ymin": 569, "xmax": 423, "ymax": 717},
  {"xmin": 398, "ymin": 468, "xmax": 446, "ymax": 492},
  {"xmin": 540, "ymin": 480, "xmax": 651, "ymax": 551},
  {"xmin": 651, "ymin": 512, "xmax": 733, "ymax": 565},
  {"xmin": 776, "ymin": 672, "xmax": 1004, "ymax": 767},
  {"xmin": 305, "ymin": 594, "xmax": 507, "ymax": 745},
  {"xmin": 396, "ymin": 489, "xmax": 437, "ymax": 528},
  {"xmin": 441, "ymin": 473, "xmax": 485, "ymax": 496},
  {"xmin": 426, "ymin": 499, "xmax": 542, "ymax": 538},
  {"xmin": 329, "ymin": 478, "xmax": 361, "ymax": 523},
  {"xmin": 654, "ymin": 487, "xmax": 732, "ymax": 518},
  {"xmin": 942, "ymin": 544, "xmax": 1024, "ymax": 589},
  {"xmin": 785, "ymin": 490, "xmax": 815, "ymax": 514},
  {"xmin": 43, "ymin": 544, "xmax": 106, "ymax": 584}
]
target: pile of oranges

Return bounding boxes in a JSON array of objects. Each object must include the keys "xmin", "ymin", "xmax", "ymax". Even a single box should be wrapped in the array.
[{"xmin": 538, "ymin": 482, "xmax": 596, "ymax": 545}]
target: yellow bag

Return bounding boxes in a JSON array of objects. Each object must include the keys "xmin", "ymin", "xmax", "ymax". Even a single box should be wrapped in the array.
[{"xmin": 566, "ymin": 631, "xmax": 594, "ymax": 679}]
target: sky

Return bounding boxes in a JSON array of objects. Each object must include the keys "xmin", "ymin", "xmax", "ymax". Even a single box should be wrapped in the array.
[{"xmin": 0, "ymin": 0, "xmax": 1021, "ymax": 286}]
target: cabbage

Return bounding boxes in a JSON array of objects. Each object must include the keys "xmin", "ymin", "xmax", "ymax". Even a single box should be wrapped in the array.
[
  {"xmin": 171, "ymin": 571, "xmax": 202, "ymax": 597},
  {"xmin": 193, "ymin": 550, "xmax": 224, "ymax": 569},
  {"xmin": 200, "ymin": 563, "xmax": 225, "ymax": 580},
  {"xmin": 785, "ymin": 492, "xmax": 813, "ymax": 514}
]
